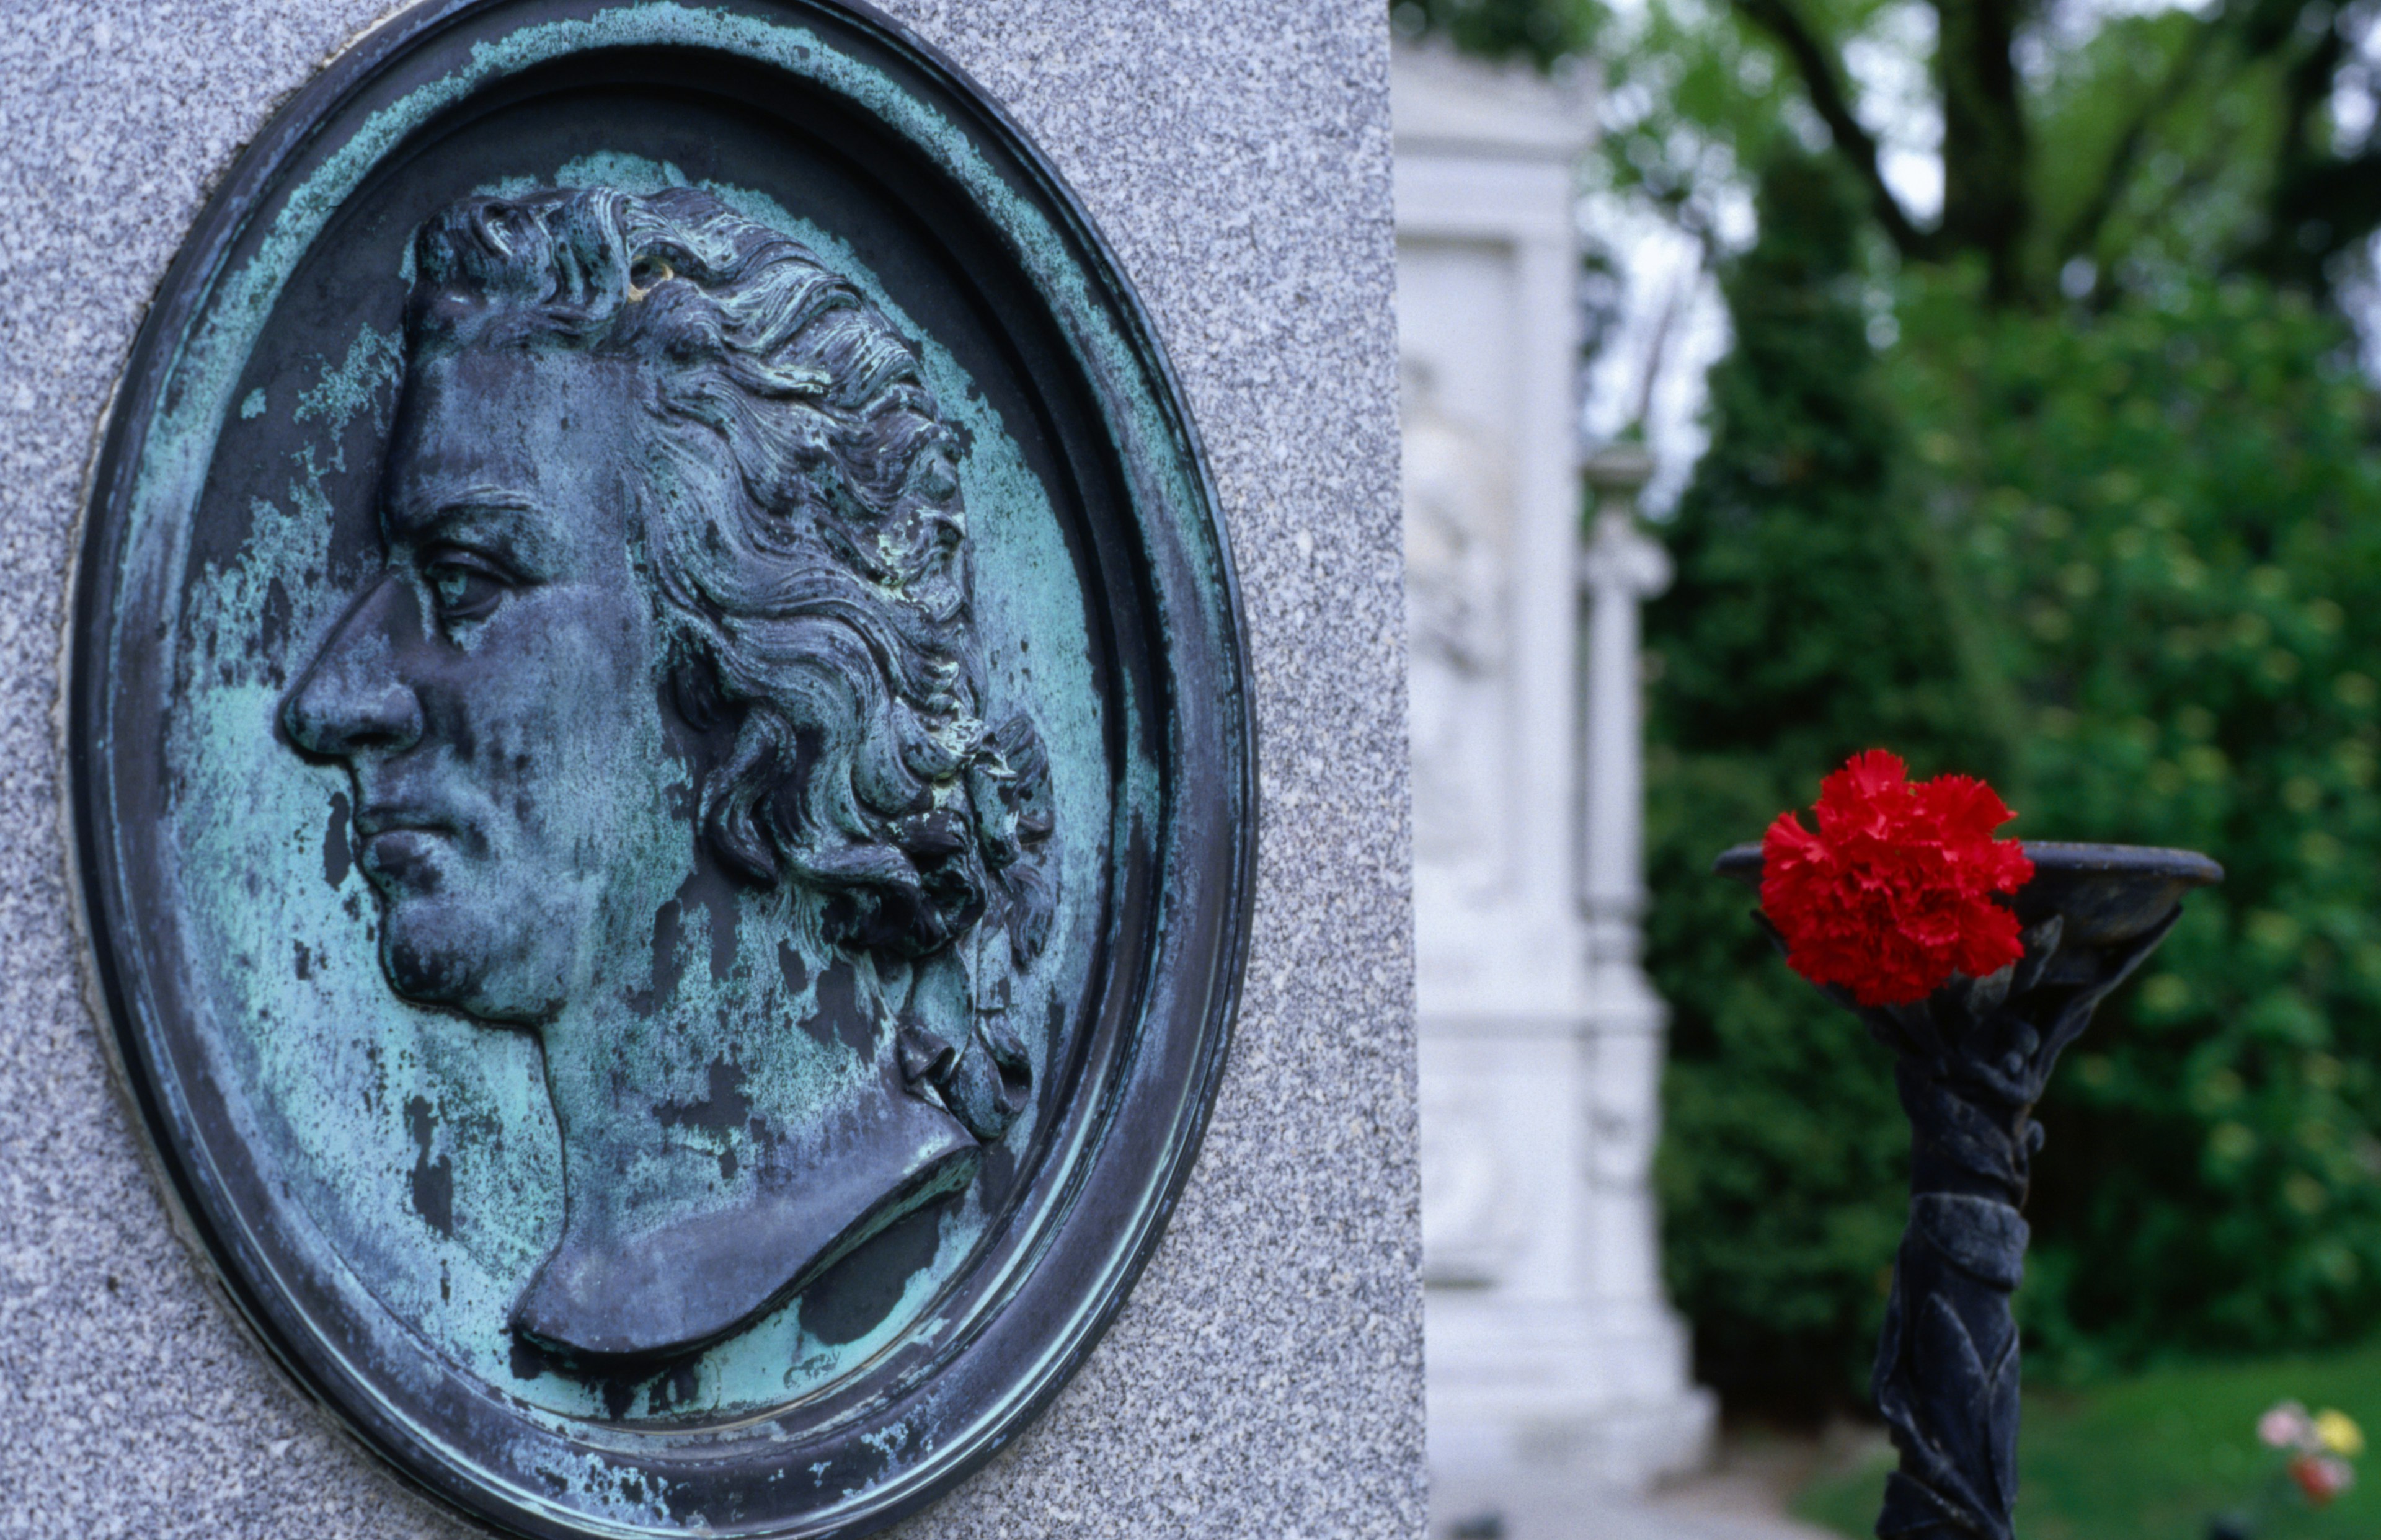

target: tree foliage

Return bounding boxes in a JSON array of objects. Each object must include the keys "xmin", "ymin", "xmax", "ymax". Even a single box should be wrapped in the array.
[
  {"xmin": 1390, "ymin": 0, "xmax": 1599, "ymax": 73},
  {"xmin": 1397, "ymin": 0, "xmax": 2381, "ymax": 309},
  {"xmin": 1891, "ymin": 269, "xmax": 2381, "ymax": 1377}
]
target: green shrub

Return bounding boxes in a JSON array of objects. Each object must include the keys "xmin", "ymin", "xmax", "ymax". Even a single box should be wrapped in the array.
[{"xmin": 1892, "ymin": 271, "xmax": 2381, "ymax": 1378}]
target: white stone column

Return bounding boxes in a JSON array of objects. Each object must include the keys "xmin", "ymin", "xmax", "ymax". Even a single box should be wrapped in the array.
[
  {"xmin": 1394, "ymin": 43, "xmax": 1711, "ymax": 1500},
  {"xmin": 1580, "ymin": 445, "xmax": 1669, "ymax": 1006},
  {"xmin": 1575, "ymin": 447, "xmax": 1702, "ymax": 1476}
]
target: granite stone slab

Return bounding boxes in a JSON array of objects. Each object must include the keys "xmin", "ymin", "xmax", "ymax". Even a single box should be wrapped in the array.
[{"xmin": 0, "ymin": 2, "xmax": 1420, "ymax": 1536}]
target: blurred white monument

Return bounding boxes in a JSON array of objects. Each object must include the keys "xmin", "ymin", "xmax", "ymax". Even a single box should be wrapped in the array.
[{"xmin": 1394, "ymin": 40, "xmax": 1715, "ymax": 1494}]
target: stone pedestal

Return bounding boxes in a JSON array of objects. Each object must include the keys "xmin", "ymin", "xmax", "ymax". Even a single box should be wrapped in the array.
[{"xmin": 1393, "ymin": 42, "xmax": 1714, "ymax": 1494}]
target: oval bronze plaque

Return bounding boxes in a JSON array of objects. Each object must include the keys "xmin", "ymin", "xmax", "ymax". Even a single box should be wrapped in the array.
[{"xmin": 66, "ymin": 2, "xmax": 1252, "ymax": 1534}]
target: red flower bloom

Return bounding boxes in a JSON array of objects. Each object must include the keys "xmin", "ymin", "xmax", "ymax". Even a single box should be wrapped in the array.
[
  {"xmin": 1761, "ymin": 750, "xmax": 2036, "ymax": 1008},
  {"xmin": 2290, "ymin": 1452, "xmax": 2356, "ymax": 1507}
]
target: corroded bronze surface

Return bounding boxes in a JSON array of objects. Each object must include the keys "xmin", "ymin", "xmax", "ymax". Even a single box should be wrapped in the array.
[
  {"xmin": 282, "ymin": 187, "xmax": 1055, "ymax": 1365},
  {"xmin": 69, "ymin": 3, "xmax": 1251, "ymax": 1535}
]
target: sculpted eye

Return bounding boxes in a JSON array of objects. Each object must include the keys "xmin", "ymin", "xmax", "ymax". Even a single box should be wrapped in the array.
[{"xmin": 423, "ymin": 554, "xmax": 508, "ymax": 622}]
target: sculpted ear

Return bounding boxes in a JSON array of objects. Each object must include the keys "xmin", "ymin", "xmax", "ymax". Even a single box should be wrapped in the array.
[
  {"xmin": 703, "ymin": 710, "xmax": 800, "ymax": 886},
  {"xmin": 666, "ymin": 659, "xmax": 786, "ymax": 885}
]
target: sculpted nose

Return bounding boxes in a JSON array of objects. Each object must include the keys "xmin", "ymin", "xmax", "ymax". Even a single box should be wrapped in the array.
[{"xmin": 283, "ymin": 577, "xmax": 424, "ymax": 758}]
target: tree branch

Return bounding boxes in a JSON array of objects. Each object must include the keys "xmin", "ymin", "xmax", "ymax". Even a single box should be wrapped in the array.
[
  {"xmin": 2055, "ymin": 17, "xmax": 2225, "ymax": 264},
  {"xmin": 2258, "ymin": 144, "xmax": 2381, "ymax": 286},
  {"xmin": 2248, "ymin": 17, "xmax": 2355, "ymax": 291},
  {"xmin": 1935, "ymin": 0, "xmax": 2034, "ymax": 301},
  {"xmin": 1732, "ymin": 0, "xmax": 1936, "ymax": 259}
]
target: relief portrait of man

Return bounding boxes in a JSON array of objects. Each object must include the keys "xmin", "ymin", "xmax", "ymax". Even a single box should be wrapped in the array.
[{"xmin": 278, "ymin": 185, "xmax": 1058, "ymax": 1365}]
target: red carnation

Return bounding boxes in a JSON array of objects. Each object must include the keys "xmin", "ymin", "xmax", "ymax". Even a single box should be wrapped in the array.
[{"xmin": 1761, "ymin": 750, "xmax": 2036, "ymax": 1008}]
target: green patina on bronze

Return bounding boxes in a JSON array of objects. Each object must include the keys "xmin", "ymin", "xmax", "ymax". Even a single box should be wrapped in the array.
[{"xmin": 166, "ymin": 170, "xmax": 1108, "ymax": 1440}]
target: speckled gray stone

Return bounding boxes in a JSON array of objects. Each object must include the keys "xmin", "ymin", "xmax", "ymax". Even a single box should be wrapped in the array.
[{"xmin": 0, "ymin": 2, "xmax": 1419, "ymax": 1536}]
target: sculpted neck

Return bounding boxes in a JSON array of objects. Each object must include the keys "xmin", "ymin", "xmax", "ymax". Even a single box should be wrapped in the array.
[
  {"xmin": 509, "ymin": 931, "xmax": 981, "ymax": 1362},
  {"xmin": 537, "ymin": 980, "xmax": 771, "ymax": 1255}
]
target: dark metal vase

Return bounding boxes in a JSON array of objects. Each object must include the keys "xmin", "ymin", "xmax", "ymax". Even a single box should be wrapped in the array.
[{"xmin": 1716, "ymin": 842, "xmax": 2223, "ymax": 1540}]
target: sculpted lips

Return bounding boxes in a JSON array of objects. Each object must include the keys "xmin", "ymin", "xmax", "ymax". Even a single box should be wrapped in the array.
[{"xmin": 352, "ymin": 803, "xmax": 469, "ymax": 891}]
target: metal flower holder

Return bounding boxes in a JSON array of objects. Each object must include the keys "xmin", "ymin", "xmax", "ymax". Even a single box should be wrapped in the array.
[{"xmin": 1717, "ymin": 842, "xmax": 2223, "ymax": 1540}]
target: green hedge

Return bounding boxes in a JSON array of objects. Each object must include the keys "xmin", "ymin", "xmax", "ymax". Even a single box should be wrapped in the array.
[{"xmin": 1648, "ymin": 149, "xmax": 2381, "ymax": 1410}]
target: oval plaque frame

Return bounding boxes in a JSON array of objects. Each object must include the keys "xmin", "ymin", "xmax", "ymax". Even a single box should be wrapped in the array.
[{"xmin": 66, "ymin": 2, "xmax": 1253, "ymax": 1536}]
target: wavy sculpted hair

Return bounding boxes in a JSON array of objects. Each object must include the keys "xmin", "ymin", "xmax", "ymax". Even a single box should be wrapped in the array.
[{"xmin": 406, "ymin": 186, "xmax": 1055, "ymax": 967}]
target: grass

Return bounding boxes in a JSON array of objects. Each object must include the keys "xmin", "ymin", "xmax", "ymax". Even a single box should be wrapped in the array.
[{"xmin": 1792, "ymin": 1341, "xmax": 2381, "ymax": 1539}]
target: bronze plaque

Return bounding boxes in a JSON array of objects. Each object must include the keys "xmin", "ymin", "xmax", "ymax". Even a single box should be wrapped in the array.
[{"xmin": 67, "ymin": 1, "xmax": 1252, "ymax": 1534}]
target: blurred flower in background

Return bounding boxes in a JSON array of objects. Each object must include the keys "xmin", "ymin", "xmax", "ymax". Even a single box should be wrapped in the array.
[
  {"xmin": 2287, "ymin": 1452, "xmax": 2354, "ymax": 1508},
  {"xmin": 2257, "ymin": 1401, "xmax": 2313, "ymax": 1452},
  {"xmin": 2206, "ymin": 1401, "xmax": 2359, "ymax": 1536},
  {"xmin": 2262, "ymin": 1399, "xmax": 2360, "ymax": 1516},
  {"xmin": 2313, "ymin": 1407, "xmax": 2364, "ymax": 1459}
]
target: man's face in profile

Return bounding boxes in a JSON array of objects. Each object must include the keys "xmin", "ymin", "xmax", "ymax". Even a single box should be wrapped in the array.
[{"xmin": 284, "ymin": 345, "xmax": 688, "ymax": 1024}]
